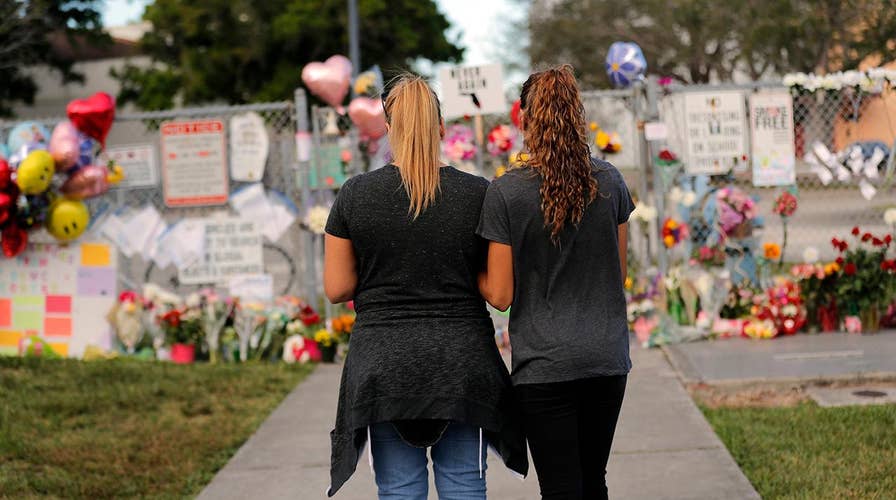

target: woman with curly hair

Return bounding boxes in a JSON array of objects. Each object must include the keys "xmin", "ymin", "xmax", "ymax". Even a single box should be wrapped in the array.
[{"xmin": 477, "ymin": 65, "xmax": 635, "ymax": 500}]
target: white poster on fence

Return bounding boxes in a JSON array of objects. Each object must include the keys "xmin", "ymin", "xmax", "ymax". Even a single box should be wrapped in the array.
[
  {"xmin": 229, "ymin": 112, "xmax": 269, "ymax": 181},
  {"xmin": 749, "ymin": 92, "xmax": 796, "ymax": 186},
  {"xmin": 105, "ymin": 144, "xmax": 158, "ymax": 188},
  {"xmin": 178, "ymin": 217, "xmax": 263, "ymax": 284},
  {"xmin": 681, "ymin": 91, "xmax": 748, "ymax": 175},
  {"xmin": 160, "ymin": 120, "xmax": 229, "ymax": 207},
  {"xmin": 584, "ymin": 97, "xmax": 640, "ymax": 169},
  {"xmin": 438, "ymin": 64, "xmax": 506, "ymax": 119}
]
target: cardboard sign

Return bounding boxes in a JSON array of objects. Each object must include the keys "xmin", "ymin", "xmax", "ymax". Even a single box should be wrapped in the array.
[
  {"xmin": 229, "ymin": 112, "xmax": 269, "ymax": 181},
  {"xmin": 0, "ymin": 242, "xmax": 118, "ymax": 358},
  {"xmin": 749, "ymin": 92, "xmax": 796, "ymax": 186},
  {"xmin": 160, "ymin": 120, "xmax": 229, "ymax": 206},
  {"xmin": 105, "ymin": 144, "xmax": 158, "ymax": 188},
  {"xmin": 680, "ymin": 91, "xmax": 748, "ymax": 174},
  {"xmin": 178, "ymin": 217, "xmax": 263, "ymax": 285},
  {"xmin": 439, "ymin": 64, "xmax": 507, "ymax": 119}
]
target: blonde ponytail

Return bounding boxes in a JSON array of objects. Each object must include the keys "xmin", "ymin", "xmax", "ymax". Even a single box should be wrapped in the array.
[{"xmin": 383, "ymin": 75, "xmax": 443, "ymax": 218}]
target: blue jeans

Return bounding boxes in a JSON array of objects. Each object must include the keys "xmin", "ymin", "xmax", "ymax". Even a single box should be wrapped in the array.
[{"xmin": 369, "ymin": 422, "xmax": 487, "ymax": 500}]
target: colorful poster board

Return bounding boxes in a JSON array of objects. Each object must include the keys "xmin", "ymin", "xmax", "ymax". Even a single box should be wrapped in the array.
[
  {"xmin": 106, "ymin": 143, "xmax": 159, "ymax": 188},
  {"xmin": 680, "ymin": 91, "xmax": 748, "ymax": 174},
  {"xmin": 160, "ymin": 120, "xmax": 229, "ymax": 206},
  {"xmin": 749, "ymin": 92, "xmax": 796, "ymax": 186},
  {"xmin": 178, "ymin": 217, "xmax": 263, "ymax": 285},
  {"xmin": 439, "ymin": 64, "xmax": 507, "ymax": 119},
  {"xmin": 0, "ymin": 242, "xmax": 117, "ymax": 358}
]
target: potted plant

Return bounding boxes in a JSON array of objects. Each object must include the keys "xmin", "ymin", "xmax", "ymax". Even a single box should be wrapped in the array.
[
  {"xmin": 314, "ymin": 329, "xmax": 337, "ymax": 363},
  {"xmin": 162, "ymin": 308, "xmax": 203, "ymax": 364},
  {"xmin": 833, "ymin": 228, "xmax": 894, "ymax": 333}
]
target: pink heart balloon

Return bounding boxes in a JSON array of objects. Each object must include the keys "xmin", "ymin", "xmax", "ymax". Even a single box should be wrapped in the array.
[
  {"xmin": 348, "ymin": 97, "xmax": 387, "ymax": 140},
  {"xmin": 60, "ymin": 165, "xmax": 109, "ymax": 199},
  {"xmin": 66, "ymin": 92, "xmax": 115, "ymax": 147},
  {"xmin": 49, "ymin": 121, "xmax": 81, "ymax": 171},
  {"xmin": 302, "ymin": 55, "xmax": 352, "ymax": 109}
]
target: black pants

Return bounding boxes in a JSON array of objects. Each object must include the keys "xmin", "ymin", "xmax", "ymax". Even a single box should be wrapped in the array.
[{"xmin": 516, "ymin": 375, "xmax": 627, "ymax": 500}]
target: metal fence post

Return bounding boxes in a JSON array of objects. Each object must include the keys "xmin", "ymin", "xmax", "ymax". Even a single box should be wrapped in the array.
[{"xmin": 294, "ymin": 88, "xmax": 320, "ymax": 306}]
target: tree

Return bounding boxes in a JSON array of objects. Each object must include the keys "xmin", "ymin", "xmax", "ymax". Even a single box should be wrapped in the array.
[
  {"xmin": 113, "ymin": 0, "xmax": 464, "ymax": 109},
  {"xmin": 528, "ymin": 0, "xmax": 896, "ymax": 88},
  {"xmin": 0, "ymin": 0, "xmax": 107, "ymax": 116}
]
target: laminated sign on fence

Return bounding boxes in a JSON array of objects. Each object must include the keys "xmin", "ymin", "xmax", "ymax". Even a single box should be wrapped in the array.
[
  {"xmin": 179, "ymin": 217, "xmax": 263, "ymax": 285},
  {"xmin": 105, "ymin": 144, "xmax": 158, "ymax": 189},
  {"xmin": 749, "ymin": 92, "xmax": 796, "ymax": 186},
  {"xmin": 160, "ymin": 120, "xmax": 229, "ymax": 206},
  {"xmin": 680, "ymin": 91, "xmax": 748, "ymax": 175}
]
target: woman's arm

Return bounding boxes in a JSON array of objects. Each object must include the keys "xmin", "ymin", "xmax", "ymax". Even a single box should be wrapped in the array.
[
  {"xmin": 324, "ymin": 234, "xmax": 357, "ymax": 304},
  {"xmin": 478, "ymin": 241, "xmax": 514, "ymax": 311},
  {"xmin": 618, "ymin": 222, "xmax": 629, "ymax": 280}
]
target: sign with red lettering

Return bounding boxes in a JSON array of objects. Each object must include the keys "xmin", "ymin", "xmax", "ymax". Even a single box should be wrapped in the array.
[{"xmin": 160, "ymin": 120, "xmax": 229, "ymax": 206}]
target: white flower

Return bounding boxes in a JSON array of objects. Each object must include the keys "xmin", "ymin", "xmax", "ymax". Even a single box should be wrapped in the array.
[
  {"xmin": 185, "ymin": 293, "xmax": 201, "ymax": 309},
  {"xmin": 820, "ymin": 74, "xmax": 842, "ymax": 90},
  {"xmin": 802, "ymin": 246, "xmax": 820, "ymax": 264},
  {"xmin": 282, "ymin": 335, "xmax": 305, "ymax": 363},
  {"xmin": 630, "ymin": 204, "xmax": 658, "ymax": 222},
  {"xmin": 668, "ymin": 187, "xmax": 683, "ymax": 204},
  {"xmin": 305, "ymin": 205, "xmax": 330, "ymax": 235},
  {"xmin": 783, "ymin": 73, "xmax": 807, "ymax": 87},
  {"xmin": 681, "ymin": 191, "xmax": 697, "ymax": 207},
  {"xmin": 694, "ymin": 273, "xmax": 713, "ymax": 297},
  {"xmin": 884, "ymin": 207, "xmax": 896, "ymax": 226}
]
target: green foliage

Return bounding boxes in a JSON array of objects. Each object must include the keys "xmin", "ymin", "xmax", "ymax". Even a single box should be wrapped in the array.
[
  {"xmin": 703, "ymin": 403, "xmax": 896, "ymax": 499},
  {"xmin": 528, "ymin": 0, "xmax": 896, "ymax": 88},
  {"xmin": 113, "ymin": 0, "xmax": 464, "ymax": 109},
  {"xmin": 0, "ymin": 0, "xmax": 107, "ymax": 116},
  {"xmin": 0, "ymin": 357, "xmax": 312, "ymax": 497}
]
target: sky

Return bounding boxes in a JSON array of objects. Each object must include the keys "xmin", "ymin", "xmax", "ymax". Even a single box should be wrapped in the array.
[{"xmin": 101, "ymin": 0, "xmax": 516, "ymax": 67}]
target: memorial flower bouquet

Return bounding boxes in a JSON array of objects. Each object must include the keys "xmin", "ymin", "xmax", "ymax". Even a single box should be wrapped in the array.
[
  {"xmin": 749, "ymin": 278, "xmax": 806, "ymax": 337},
  {"xmin": 442, "ymin": 124, "xmax": 476, "ymax": 162},
  {"xmin": 196, "ymin": 289, "xmax": 234, "ymax": 363},
  {"xmin": 715, "ymin": 187, "xmax": 756, "ymax": 240},
  {"xmin": 791, "ymin": 261, "xmax": 840, "ymax": 331},
  {"xmin": 833, "ymin": 227, "xmax": 895, "ymax": 332},
  {"xmin": 772, "ymin": 191, "xmax": 798, "ymax": 268}
]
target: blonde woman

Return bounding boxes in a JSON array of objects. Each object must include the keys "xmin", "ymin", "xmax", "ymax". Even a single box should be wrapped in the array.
[{"xmin": 324, "ymin": 74, "xmax": 527, "ymax": 499}]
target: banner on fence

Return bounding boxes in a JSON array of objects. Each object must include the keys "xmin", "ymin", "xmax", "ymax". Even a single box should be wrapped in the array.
[
  {"xmin": 160, "ymin": 120, "xmax": 229, "ymax": 206},
  {"xmin": 0, "ymin": 242, "xmax": 117, "ymax": 358},
  {"xmin": 439, "ymin": 64, "xmax": 506, "ymax": 119},
  {"xmin": 106, "ymin": 144, "xmax": 158, "ymax": 188},
  {"xmin": 749, "ymin": 92, "xmax": 796, "ymax": 186},
  {"xmin": 178, "ymin": 217, "xmax": 263, "ymax": 285},
  {"xmin": 680, "ymin": 91, "xmax": 748, "ymax": 175}
]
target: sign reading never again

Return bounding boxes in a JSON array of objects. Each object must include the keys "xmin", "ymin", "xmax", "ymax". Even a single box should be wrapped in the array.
[
  {"xmin": 438, "ymin": 64, "xmax": 507, "ymax": 119},
  {"xmin": 178, "ymin": 218, "xmax": 264, "ymax": 285}
]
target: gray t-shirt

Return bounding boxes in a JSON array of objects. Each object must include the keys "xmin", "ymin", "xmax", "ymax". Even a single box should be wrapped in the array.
[{"xmin": 477, "ymin": 159, "xmax": 636, "ymax": 385}]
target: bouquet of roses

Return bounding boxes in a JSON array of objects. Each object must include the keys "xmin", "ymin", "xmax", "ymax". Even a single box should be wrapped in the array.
[
  {"xmin": 715, "ymin": 186, "xmax": 757, "ymax": 240},
  {"xmin": 751, "ymin": 278, "xmax": 807, "ymax": 337}
]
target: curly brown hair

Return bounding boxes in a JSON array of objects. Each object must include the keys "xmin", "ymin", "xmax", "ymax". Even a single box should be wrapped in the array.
[{"xmin": 520, "ymin": 65, "xmax": 596, "ymax": 243}]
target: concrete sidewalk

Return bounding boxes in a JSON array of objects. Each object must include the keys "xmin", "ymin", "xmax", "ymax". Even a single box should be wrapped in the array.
[{"xmin": 199, "ymin": 346, "xmax": 758, "ymax": 499}]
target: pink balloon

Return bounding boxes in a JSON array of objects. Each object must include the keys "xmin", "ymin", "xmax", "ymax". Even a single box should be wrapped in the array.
[
  {"xmin": 49, "ymin": 121, "xmax": 81, "ymax": 171},
  {"xmin": 60, "ymin": 165, "xmax": 109, "ymax": 199},
  {"xmin": 302, "ymin": 55, "xmax": 353, "ymax": 109},
  {"xmin": 348, "ymin": 97, "xmax": 387, "ymax": 140}
]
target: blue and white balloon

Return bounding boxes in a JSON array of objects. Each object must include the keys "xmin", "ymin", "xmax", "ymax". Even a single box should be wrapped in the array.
[
  {"xmin": 605, "ymin": 42, "xmax": 647, "ymax": 88},
  {"xmin": 6, "ymin": 121, "xmax": 50, "ymax": 153},
  {"xmin": 75, "ymin": 132, "xmax": 98, "ymax": 170}
]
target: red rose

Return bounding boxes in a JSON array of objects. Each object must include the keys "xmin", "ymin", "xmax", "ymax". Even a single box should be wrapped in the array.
[
  {"xmin": 873, "ymin": 237, "xmax": 884, "ymax": 247},
  {"xmin": 852, "ymin": 226, "xmax": 860, "ymax": 236},
  {"xmin": 862, "ymin": 233, "xmax": 872, "ymax": 242},
  {"xmin": 885, "ymin": 235, "xmax": 893, "ymax": 245},
  {"xmin": 836, "ymin": 257, "xmax": 845, "ymax": 265},
  {"xmin": 844, "ymin": 263, "xmax": 857, "ymax": 276},
  {"xmin": 882, "ymin": 261, "xmax": 890, "ymax": 271},
  {"xmin": 839, "ymin": 241, "xmax": 849, "ymax": 252}
]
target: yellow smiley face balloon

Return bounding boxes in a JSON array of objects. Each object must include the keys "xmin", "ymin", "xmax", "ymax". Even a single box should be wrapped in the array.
[
  {"xmin": 16, "ymin": 150, "xmax": 55, "ymax": 195},
  {"xmin": 46, "ymin": 198, "xmax": 89, "ymax": 242}
]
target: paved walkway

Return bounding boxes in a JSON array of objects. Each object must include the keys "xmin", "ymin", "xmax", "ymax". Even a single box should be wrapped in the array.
[
  {"xmin": 665, "ymin": 329, "xmax": 896, "ymax": 384},
  {"xmin": 199, "ymin": 346, "xmax": 758, "ymax": 499}
]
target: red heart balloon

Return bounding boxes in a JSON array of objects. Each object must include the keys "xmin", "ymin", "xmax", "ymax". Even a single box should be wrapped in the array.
[
  {"xmin": 1, "ymin": 224, "xmax": 28, "ymax": 259},
  {"xmin": 0, "ymin": 192, "xmax": 13, "ymax": 226},
  {"xmin": 66, "ymin": 92, "xmax": 115, "ymax": 147},
  {"xmin": 0, "ymin": 159, "xmax": 9, "ymax": 190}
]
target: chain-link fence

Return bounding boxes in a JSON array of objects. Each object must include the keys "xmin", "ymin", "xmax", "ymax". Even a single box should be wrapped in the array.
[{"xmin": 0, "ymin": 99, "xmax": 312, "ymax": 298}]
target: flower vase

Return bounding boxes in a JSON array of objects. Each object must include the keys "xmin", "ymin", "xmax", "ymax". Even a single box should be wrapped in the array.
[
  {"xmin": 818, "ymin": 301, "xmax": 838, "ymax": 332},
  {"xmin": 320, "ymin": 343, "xmax": 337, "ymax": 363},
  {"xmin": 859, "ymin": 305, "xmax": 881, "ymax": 334},
  {"xmin": 171, "ymin": 343, "xmax": 195, "ymax": 364}
]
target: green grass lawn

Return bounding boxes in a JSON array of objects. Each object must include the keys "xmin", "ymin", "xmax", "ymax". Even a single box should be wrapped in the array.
[
  {"xmin": 0, "ymin": 357, "xmax": 312, "ymax": 498},
  {"xmin": 703, "ymin": 403, "xmax": 896, "ymax": 499}
]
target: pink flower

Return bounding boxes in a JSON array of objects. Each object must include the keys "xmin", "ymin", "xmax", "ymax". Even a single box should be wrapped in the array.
[{"xmin": 844, "ymin": 316, "xmax": 862, "ymax": 334}]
